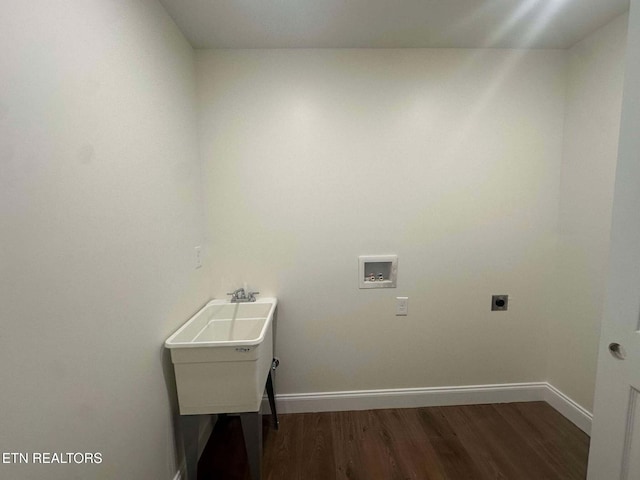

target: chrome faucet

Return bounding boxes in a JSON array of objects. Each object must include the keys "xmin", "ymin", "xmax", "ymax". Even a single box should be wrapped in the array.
[{"xmin": 227, "ymin": 287, "xmax": 260, "ymax": 303}]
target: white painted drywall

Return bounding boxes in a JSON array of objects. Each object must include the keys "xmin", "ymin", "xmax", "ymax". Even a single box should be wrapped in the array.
[
  {"xmin": 548, "ymin": 15, "xmax": 628, "ymax": 412},
  {"xmin": 197, "ymin": 48, "xmax": 567, "ymax": 395},
  {"xmin": 0, "ymin": 1, "xmax": 209, "ymax": 478}
]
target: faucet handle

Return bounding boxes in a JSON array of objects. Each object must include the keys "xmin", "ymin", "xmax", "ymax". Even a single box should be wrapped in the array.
[{"xmin": 247, "ymin": 291, "xmax": 260, "ymax": 302}]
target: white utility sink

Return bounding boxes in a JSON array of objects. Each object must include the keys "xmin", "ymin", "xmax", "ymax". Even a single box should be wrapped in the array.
[{"xmin": 165, "ymin": 298, "xmax": 277, "ymax": 415}]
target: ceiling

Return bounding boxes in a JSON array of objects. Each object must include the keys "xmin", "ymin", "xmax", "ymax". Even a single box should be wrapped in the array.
[{"xmin": 159, "ymin": 0, "xmax": 629, "ymax": 49}]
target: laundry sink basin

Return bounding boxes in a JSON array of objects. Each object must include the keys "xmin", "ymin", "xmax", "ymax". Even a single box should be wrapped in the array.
[{"xmin": 165, "ymin": 297, "xmax": 277, "ymax": 415}]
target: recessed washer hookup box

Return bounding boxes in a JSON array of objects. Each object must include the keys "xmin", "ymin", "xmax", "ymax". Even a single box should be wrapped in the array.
[{"xmin": 359, "ymin": 255, "xmax": 398, "ymax": 289}]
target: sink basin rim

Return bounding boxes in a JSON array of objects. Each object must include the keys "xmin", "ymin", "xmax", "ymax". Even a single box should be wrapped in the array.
[{"xmin": 165, "ymin": 297, "xmax": 277, "ymax": 349}]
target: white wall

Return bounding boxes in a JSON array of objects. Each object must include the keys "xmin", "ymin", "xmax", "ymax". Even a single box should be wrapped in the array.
[
  {"xmin": 548, "ymin": 15, "xmax": 628, "ymax": 412},
  {"xmin": 0, "ymin": 1, "xmax": 209, "ymax": 478},
  {"xmin": 198, "ymin": 48, "xmax": 567, "ymax": 395}
]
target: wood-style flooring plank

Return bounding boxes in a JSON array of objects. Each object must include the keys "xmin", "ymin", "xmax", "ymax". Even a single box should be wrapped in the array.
[
  {"xmin": 456, "ymin": 404, "xmax": 560, "ymax": 480},
  {"xmin": 375, "ymin": 408, "xmax": 448, "ymax": 480},
  {"xmin": 360, "ymin": 409, "xmax": 413, "ymax": 480},
  {"xmin": 442, "ymin": 404, "xmax": 517, "ymax": 479},
  {"xmin": 416, "ymin": 406, "xmax": 487, "ymax": 480},
  {"xmin": 508, "ymin": 401, "xmax": 589, "ymax": 479},
  {"xmin": 331, "ymin": 410, "xmax": 366, "ymax": 480},
  {"xmin": 300, "ymin": 412, "xmax": 336, "ymax": 480},
  {"xmin": 262, "ymin": 413, "xmax": 304, "ymax": 480},
  {"xmin": 197, "ymin": 402, "xmax": 590, "ymax": 480}
]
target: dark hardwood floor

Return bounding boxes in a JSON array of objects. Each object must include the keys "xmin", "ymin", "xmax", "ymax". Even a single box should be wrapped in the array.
[{"xmin": 197, "ymin": 401, "xmax": 589, "ymax": 480}]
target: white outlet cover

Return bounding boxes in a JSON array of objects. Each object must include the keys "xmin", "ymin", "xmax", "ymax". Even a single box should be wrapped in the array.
[
  {"xmin": 195, "ymin": 246, "xmax": 203, "ymax": 269},
  {"xmin": 396, "ymin": 296, "xmax": 408, "ymax": 316}
]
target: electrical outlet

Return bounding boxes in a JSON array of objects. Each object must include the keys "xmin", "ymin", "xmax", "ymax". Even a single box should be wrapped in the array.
[
  {"xmin": 396, "ymin": 297, "xmax": 408, "ymax": 316},
  {"xmin": 195, "ymin": 246, "xmax": 203, "ymax": 269},
  {"xmin": 491, "ymin": 294, "xmax": 508, "ymax": 311}
]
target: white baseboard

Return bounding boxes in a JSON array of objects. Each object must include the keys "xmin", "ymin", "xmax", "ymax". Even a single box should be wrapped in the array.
[
  {"xmin": 543, "ymin": 383, "xmax": 593, "ymax": 434},
  {"xmin": 262, "ymin": 381, "xmax": 592, "ymax": 434},
  {"xmin": 263, "ymin": 382, "xmax": 548, "ymax": 413}
]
